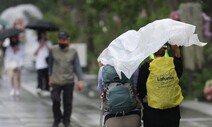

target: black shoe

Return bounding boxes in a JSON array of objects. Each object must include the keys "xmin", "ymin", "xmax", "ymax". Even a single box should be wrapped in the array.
[
  {"xmin": 52, "ymin": 122, "xmax": 59, "ymax": 127},
  {"xmin": 63, "ymin": 123, "xmax": 71, "ymax": 127}
]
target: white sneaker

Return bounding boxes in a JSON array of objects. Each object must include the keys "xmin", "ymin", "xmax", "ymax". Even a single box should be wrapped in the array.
[
  {"xmin": 36, "ymin": 88, "xmax": 42, "ymax": 94},
  {"xmin": 15, "ymin": 90, "xmax": 20, "ymax": 96},
  {"xmin": 10, "ymin": 89, "xmax": 15, "ymax": 96},
  {"xmin": 41, "ymin": 91, "xmax": 50, "ymax": 97}
]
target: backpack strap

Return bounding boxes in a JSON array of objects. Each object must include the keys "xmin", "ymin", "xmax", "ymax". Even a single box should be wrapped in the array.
[
  {"xmin": 103, "ymin": 110, "xmax": 141, "ymax": 125},
  {"xmin": 99, "ymin": 94, "xmax": 104, "ymax": 127}
]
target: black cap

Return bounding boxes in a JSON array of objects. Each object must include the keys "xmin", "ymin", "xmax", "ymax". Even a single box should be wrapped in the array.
[
  {"xmin": 58, "ymin": 31, "xmax": 69, "ymax": 39},
  {"xmin": 162, "ymin": 43, "xmax": 168, "ymax": 49}
]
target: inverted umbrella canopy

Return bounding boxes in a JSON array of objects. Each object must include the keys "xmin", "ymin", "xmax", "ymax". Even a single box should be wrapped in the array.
[
  {"xmin": 25, "ymin": 20, "xmax": 59, "ymax": 31},
  {"xmin": 97, "ymin": 18, "xmax": 207, "ymax": 79},
  {"xmin": 0, "ymin": 28, "xmax": 23, "ymax": 40}
]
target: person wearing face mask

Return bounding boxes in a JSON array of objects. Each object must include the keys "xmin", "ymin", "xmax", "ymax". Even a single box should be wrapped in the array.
[
  {"xmin": 4, "ymin": 34, "xmax": 25, "ymax": 96},
  {"xmin": 48, "ymin": 31, "xmax": 84, "ymax": 127}
]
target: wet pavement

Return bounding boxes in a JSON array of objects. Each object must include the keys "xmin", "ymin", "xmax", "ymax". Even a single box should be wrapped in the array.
[
  {"xmin": 0, "ymin": 74, "xmax": 52, "ymax": 127},
  {"xmin": 0, "ymin": 65, "xmax": 212, "ymax": 127},
  {"xmin": 180, "ymin": 107, "xmax": 212, "ymax": 127},
  {"xmin": 0, "ymin": 66, "xmax": 98, "ymax": 127}
]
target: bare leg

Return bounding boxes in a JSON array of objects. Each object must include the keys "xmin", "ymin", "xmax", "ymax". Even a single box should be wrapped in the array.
[
  {"xmin": 9, "ymin": 69, "xmax": 15, "ymax": 88},
  {"xmin": 9, "ymin": 69, "xmax": 15, "ymax": 96},
  {"xmin": 15, "ymin": 69, "xmax": 21, "ymax": 96},
  {"xmin": 16, "ymin": 70, "xmax": 21, "ymax": 90}
]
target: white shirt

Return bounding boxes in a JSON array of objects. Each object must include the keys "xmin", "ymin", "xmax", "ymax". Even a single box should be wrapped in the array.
[
  {"xmin": 4, "ymin": 44, "xmax": 25, "ymax": 70},
  {"xmin": 34, "ymin": 40, "xmax": 52, "ymax": 69}
]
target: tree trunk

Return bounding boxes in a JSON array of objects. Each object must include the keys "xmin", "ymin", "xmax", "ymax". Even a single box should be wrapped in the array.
[
  {"xmin": 168, "ymin": 0, "xmax": 179, "ymax": 11},
  {"xmin": 179, "ymin": 2, "xmax": 205, "ymax": 71},
  {"xmin": 179, "ymin": 2, "xmax": 205, "ymax": 97}
]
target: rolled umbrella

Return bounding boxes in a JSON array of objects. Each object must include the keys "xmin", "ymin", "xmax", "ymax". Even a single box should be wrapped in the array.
[
  {"xmin": 25, "ymin": 19, "xmax": 59, "ymax": 31},
  {"xmin": 0, "ymin": 28, "xmax": 23, "ymax": 40}
]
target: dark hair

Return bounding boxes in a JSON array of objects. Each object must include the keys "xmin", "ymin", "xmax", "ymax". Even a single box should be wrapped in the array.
[
  {"xmin": 10, "ymin": 35, "xmax": 19, "ymax": 47},
  {"xmin": 37, "ymin": 31, "xmax": 47, "ymax": 41},
  {"xmin": 58, "ymin": 31, "xmax": 69, "ymax": 39},
  {"xmin": 154, "ymin": 48, "xmax": 165, "ymax": 57}
]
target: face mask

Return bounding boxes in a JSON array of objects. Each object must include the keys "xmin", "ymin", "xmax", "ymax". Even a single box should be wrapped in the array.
[
  {"xmin": 10, "ymin": 36, "xmax": 19, "ymax": 47},
  {"xmin": 59, "ymin": 43, "xmax": 68, "ymax": 49},
  {"xmin": 10, "ymin": 42, "xmax": 18, "ymax": 47}
]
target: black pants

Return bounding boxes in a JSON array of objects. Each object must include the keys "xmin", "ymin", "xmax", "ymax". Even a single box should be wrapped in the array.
[
  {"xmin": 51, "ymin": 84, "xmax": 74, "ymax": 124},
  {"xmin": 142, "ymin": 103, "xmax": 180, "ymax": 127},
  {"xmin": 143, "ymin": 120, "xmax": 180, "ymax": 127},
  {"xmin": 37, "ymin": 68, "xmax": 49, "ymax": 91}
]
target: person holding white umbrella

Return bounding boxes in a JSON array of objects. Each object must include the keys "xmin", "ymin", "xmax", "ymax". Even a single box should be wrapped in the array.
[
  {"xmin": 97, "ymin": 18, "xmax": 207, "ymax": 127},
  {"xmin": 137, "ymin": 44, "xmax": 183, "ymax": 127}
]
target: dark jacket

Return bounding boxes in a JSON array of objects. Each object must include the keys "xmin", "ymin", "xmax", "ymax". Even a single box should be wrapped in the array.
[{"xmin": 137, "ymin": 57, "xmax": 183, "ymax": 124}]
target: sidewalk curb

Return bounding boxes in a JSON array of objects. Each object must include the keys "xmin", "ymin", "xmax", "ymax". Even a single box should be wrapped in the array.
[{"xmin": 181, "ymin": 100, "xmax": 212, "ymax": 116}]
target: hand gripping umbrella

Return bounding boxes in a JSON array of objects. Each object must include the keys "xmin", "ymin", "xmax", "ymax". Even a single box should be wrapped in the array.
[
  {"xmin": 0, "ymin": 28, "xmax": 23, "ymax": 40},
  {"xmin": 25, "ymin": 19, "xmax": 59, "ymax": 31}
]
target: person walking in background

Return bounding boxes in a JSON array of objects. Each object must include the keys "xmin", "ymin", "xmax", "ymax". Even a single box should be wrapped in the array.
[
  {"xmin": 137, "ymin": 44, "xmax": 183, "ymax": 127},
  {"xmin": 34, "ymin": 31, "xmax": 52, "ymax": 96},
  {"xmin": 48, "ymin": 31, "xmax": 84, "ymax": 127},
  {"xmin": 4, "ymin": 34, "xmax": 24, "ymax": 96}
]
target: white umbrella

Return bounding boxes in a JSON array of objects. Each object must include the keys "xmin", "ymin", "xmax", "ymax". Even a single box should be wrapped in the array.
[
  {"xmin": 97, "ymin": 18, "xmax": 207, "ymax": 79},
  {"xmin": 0, "ymin": 4, "xmax": 43, "ymax": 26}
]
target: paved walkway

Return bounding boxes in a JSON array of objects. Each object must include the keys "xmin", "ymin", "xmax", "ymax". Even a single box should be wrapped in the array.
[
  {"xmin": 21, "ymin": 68, "xmax": 100, "ymax": 127},
  {"xmin": 0, "ymin": 75, "xmax": 53, "ymax": 127},
  {"xmin": 0, "ymin": 67, "xmax": 99, "ymax": 127},
  {"xmin": 182, "ymin": 100, "xmax": 212, "ymax": 116},
  {"xmin": 19, "ymin": 67, "xmax": 212, "ymax": 127},
  {"xmin": 180, "ymin": 100, "xmax": 212, "ymax": 127}
]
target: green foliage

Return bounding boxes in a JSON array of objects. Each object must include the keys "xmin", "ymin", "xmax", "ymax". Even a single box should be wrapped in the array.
[
  {"xmin": 181, "ymin": 67, "xmax": 212, "ymax": 100},
  {"xmin": 0, "ymin": 0, "xmax": 37, "ymax": 12},
  {"xmin": 34, "ymin": 0, "xmax": 57, "ymax": 13},
  {"xmin": 134, "ymin": 17, "xmax": 151, "ymax": 30},
  {"xmin": 181, "ymin": 42, "xmax": 212, "ymax": 99},
  {"xmin": 193, "ymin": 68, "xmax": 212, "ymax": 98},
  {"xmin": 43, "ymin": 6, "xmax": 80, "ymax": 44}
]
